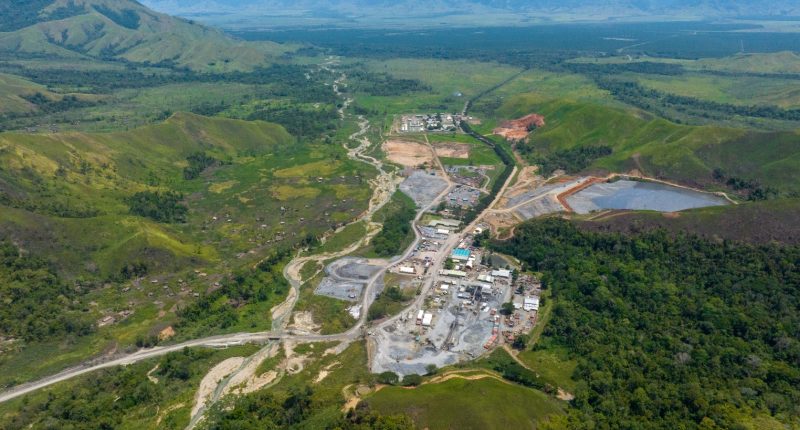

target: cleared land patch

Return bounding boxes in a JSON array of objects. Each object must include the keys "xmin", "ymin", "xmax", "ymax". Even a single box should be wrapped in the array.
[
  {"xmin": 382, "ymin": 139, "xmax": 435, "ymax": 167},
  {"xmin": 433, "ymin": 142, "xmax": 470, "ymax": 159}
]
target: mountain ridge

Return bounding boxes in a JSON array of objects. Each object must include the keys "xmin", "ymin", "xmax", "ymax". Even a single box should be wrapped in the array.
[
  {"xmin": 140, "ymin": 0, "xmax": 800, "ymax": 28},
  {"xmin": 0, "ymin": 0, "xmax": 290, "ymax": 71}
]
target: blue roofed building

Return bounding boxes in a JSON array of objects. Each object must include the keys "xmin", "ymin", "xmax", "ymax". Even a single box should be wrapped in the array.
[{"xmin": 451, "ymin": 248, "xmax": 471, "ymax": 261}]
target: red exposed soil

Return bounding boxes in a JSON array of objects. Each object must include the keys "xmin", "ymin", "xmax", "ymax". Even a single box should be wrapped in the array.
[{"xmin": 493, "ymin": 113, "xmax": 546, "ymax": 141}]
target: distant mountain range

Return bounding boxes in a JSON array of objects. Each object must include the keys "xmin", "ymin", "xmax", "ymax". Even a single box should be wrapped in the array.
[
  {"xmin": 140, "ymin": 0, "xmax": 800, "ymax": 28},
  {"xmin": 0, "ymin": 0, "xmax": 287, "ymax": 71}
]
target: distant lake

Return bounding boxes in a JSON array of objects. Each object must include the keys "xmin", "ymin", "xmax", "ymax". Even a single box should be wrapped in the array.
[{"xmin": 566, "ymin": 180, "xmax": 729, "ymax": 214}]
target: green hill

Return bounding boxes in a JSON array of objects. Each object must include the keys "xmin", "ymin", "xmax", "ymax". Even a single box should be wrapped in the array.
[
  {"xmin": 0, "ymin": 112, "xmax": 295, "ymax": 277},
  {"xmin": 0, "ymin": 73, "xmax": 52, "ymax": 114},
  {"xmin": 0, "ymin": 0, "xmax": 290, "ymax": 72},
  {"xmin": 367, "ymin": 376, "xmax": 564, "ymax": 430},
  {"xmin": 500, "ymin": 94, "xmax": 800, "ymax": 193},
  {"xmin": 0, "ymin": 111, "xmax": 375, "ymax": 386},
  {"xmin": 0, "ymin": 111, "xmax": 375, "ymax": 280}
]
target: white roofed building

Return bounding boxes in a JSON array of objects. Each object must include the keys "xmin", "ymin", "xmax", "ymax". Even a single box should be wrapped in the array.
[
  {"xmin": 492, "ymin": 269, "xmax": 511, "ymax": 278},
  {"xmin": 523, "ymin": 296, "xmax": 540, "ymax": 311}
]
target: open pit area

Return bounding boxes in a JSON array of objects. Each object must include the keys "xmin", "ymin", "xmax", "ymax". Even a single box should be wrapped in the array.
[{"xmin": 314, "ymin": 257, "xmax": 384, "ymax": 301}]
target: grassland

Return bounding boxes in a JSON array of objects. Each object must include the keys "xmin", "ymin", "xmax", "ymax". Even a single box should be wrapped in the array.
[
  {"xmin": 0, "ymin": 73, "xmax": 52, "ymax": 115},
  {"xmin": 0, "ymin": 111, "xmax": 375, "ymax": 386},
  {"xmin": 428, "ymin": 133, "xmax": 503, "ymax": 166},
  {"xmin": 486, "ymin": 91, "xmax": 800, "ymax": 193},
  {"xmin": 631, "ymin": 73, "xmax": 800, "ymax": 109},
  {"xmin": 308, "ymin": 221, "xmax": 368, "ymax": 255},
  {"xmin": 568, "ymin": 51, "xmax": 800, "ymax": 75},
  {"xmin": 518, "ymin": 347, "xmax": 578, "ymax": 393},
  {"xmin": 366, "ymin": 376, "xmax": 564, "ymax": 430},
  {"xmin": 358, "ymin": 59, "xmax": 521, "ymax": 115}
]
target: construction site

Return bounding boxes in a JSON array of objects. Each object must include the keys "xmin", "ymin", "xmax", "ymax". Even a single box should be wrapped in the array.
[{"xmin": 371, "ymin": 239, "xmax": 542, "ymax": 376}]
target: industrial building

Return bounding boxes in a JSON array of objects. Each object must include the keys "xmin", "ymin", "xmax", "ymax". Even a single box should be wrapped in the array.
[{"xmin": 451, "ymin": 248, "xmax": 471, "ymax": 261}]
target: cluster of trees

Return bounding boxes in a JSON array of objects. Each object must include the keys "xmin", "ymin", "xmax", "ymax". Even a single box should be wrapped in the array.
[
  {"xmin": 712, "ymin": 168, "xmax": 779, "ymax": 201},
  {"xmin": 344, "ymin": 69, "xmax": 431, "ymax": 96},
  {"xmin": 4, "ymin": 348, "xmax": 218, "ymax": 429},
  {"xmin": 21, "ymin": 92, "xmax": 97, "ymax": 113},
  {"xmin": 518, "ymin": 144, "xmax": 613, "ymax": 176},
  {"xmin": 376, "ymin": 371, "xmax": 425, "ymax": 387},
  {"xmin": 0, "ymin": 0, "xmax": 81, "ymax": 32},
  {"xmin": 204, "ymin": 385, "xmax": 413, "ymax": 429},
  {"xmin": 564, "ymin": 61, "xmax": 685, "ymax": 76},
  {"xmin": 177, "ymin": 249, "xmax": 291, "ymax": 332},
  {"xmin": 0, "ymin": 242, "xmax": 95, "ymax": 346},
  {"xmin": 127, "ymin": 190, "xmax": 188, "ymax": 223},
  {"xmin": 368, "ymin": 286, "xmax": 410, "ymax": 321},
  {"xmin": 494, "ymin": 219, "xmax": 800, "ymax": 428},
  {"xmin": 246, "ymin": 103, "xmax": 338, "ymax": 140},
  {"xmin": 91, "ymin": 4, "xmax": 140, "ymax": 30},
  {"xmin": 596, "ymin": 77, "xmax": 800, "ymax": 122},
  {"xmin": 371, "ymin": 195, "xmax": 416, "ymax": 257},
  {"xmin": 183, "ymin": 152, "xmax": 218, "ymax": 180},
  {"xmin": 0, "ymin": 189, "xmax": 100, "ymax": 218}
]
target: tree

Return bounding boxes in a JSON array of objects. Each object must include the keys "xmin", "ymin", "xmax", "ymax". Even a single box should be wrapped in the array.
[
  {"xmin": 425, "ymin": 364, "xmax": 438, "ymax": 376},
  {"xmin": 376, "ymin": 371, "xmax": 399, "ymax": 385},
  {"xmin": 512, "ymin": 334, "xmax": 528, "ymax": 350},
  {"xmin": 401, "ymin": 374, "xmax": 422, "ymax": 386},
  {"xmin": 500, "ymin": 302, "xmax": 515, "ymax": 316}
]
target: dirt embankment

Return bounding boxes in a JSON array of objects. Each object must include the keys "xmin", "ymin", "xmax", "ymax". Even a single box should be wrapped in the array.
[{"xmin": 493, "ymin": 113, "xmax": 546, "ymax": 142}]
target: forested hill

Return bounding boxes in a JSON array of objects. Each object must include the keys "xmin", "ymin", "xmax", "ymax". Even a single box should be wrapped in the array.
[
  {"xmin": 493, "ymin": 219, "xmax": 800, "ymax": 429},
  {"xmin": 0, "ymin": 0, "xmax": 288, "ymax": 72}
]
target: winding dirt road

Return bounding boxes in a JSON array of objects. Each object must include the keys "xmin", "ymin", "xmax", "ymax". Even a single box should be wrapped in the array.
[{"xmin": 0, "ymin": 60, "xmax": 518, "ymax": 407}]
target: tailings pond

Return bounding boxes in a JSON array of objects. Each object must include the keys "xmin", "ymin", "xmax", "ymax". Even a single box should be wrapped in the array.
[{"xmin": 567, "ymin": 180, "xmax": 729, "ymax": 214}]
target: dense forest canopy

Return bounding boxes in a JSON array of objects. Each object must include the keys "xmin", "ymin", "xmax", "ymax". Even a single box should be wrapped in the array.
[
  {"xmin": 0, "ymin": 242, "xmax": 94, "ymax": 346},
  {"xmin": 493, "ymin": 219, "xmax": 800, "ymax": 429}
]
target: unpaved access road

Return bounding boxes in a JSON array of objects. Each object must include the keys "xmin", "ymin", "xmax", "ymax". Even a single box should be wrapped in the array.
[{"xmin": 0, "ymin": 63, "xmax": 514, "ymax": 406}]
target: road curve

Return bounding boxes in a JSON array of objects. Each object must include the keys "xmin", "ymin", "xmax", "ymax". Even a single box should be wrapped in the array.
[{"xmin": 0, "ymin": 64, "xmax": 519, "ymax": 405}]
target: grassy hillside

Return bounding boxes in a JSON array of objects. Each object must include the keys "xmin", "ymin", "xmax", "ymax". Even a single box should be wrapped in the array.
[
  {"xmin": 0, "ymin": 0, "xmax": 291, "ymax": 72},
  {"xmin": 0, "ymin": 112, "xmax": 376, "ymax": 386},
  {"xmin": 693, "ymin": 51, "xmax": 800, "ymax": 74},
  {"xmin": 0, "ymin": 111, "xmax": 374, "ymax": 277},
  {"xmin": 367, "ymin": 377, "xmax": 564, "ymax": 430},
  {"xmin": 0, "ymin": 73, "xmax": 53, "ymax": 114},
  {"xmin": 495, "ymin": 93, "xmax": 800, "ymax": 193}
]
